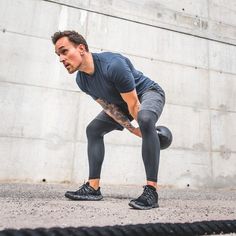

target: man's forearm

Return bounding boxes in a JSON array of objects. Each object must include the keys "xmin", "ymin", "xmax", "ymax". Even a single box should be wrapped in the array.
[
  {"xmin": 120, "ymin": 90, "xmax": 140, "ymax": 121},
  {"xmin": 128, "ymin": 102, "xmax": 140, "ymax": 121},
  {"xmin": 96, "ymin": 98, "xmax": 136, "ymax": 133}
]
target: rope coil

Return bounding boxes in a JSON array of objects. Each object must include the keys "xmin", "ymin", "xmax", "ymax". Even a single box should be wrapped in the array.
[{"xmin": 1, "ymin": 220, "xmax": 236, "ymax": 236}]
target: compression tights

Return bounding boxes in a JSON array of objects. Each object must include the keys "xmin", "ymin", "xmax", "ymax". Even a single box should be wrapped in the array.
[{"xmin": 86, "ymin": 110, "xmax": 160, "ymax": 182}]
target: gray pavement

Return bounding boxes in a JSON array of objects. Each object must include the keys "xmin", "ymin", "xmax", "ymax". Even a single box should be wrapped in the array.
[{"xmin": 0, "ymin": 183, "xmax": 236, "ymax": 233}]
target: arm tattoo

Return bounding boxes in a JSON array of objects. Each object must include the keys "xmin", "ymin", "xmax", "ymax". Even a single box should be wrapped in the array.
[{"xmin": 96, "ymin": 98, "xmax": 135, "ymax": 132}]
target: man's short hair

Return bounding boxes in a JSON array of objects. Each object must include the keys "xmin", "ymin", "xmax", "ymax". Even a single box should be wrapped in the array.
[{"xmin": 51, "ymin": 30, "xmax": 89, "ymax": 51}]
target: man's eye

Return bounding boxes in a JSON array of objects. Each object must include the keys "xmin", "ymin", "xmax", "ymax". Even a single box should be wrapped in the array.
[{"xmin": 61, "ymin": 49, "xmax": 68, "ymax": 55}]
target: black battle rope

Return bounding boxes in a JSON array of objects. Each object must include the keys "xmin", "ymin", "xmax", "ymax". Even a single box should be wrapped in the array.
[{"xmin": 0, "ymin": 220, "xmax": 236, "ymax": 236}]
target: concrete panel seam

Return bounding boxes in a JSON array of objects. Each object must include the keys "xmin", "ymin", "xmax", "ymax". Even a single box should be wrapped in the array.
[
  {"xmin": 2, "ymin": 30, "xmax": 236, "ymax": 76},
  {"xmin": 91, "ymin": 46, "xmax": 236, "ymax": 76},
  {"xmin": 0, "ymin": 135, "xmax": 74, "ymax": 143},
  {"xmin": 0, "ymin": 28, "xmax": 49, "ymax": 41},
  {"xmin": 41, "ymin": 0, "xmax": 236, "ymax": 47},
  {"xmin": 0, "ymin": 81, "xmax": 81, "ymax": 94},
  {"xmin": 1, "ymin": 81, "xmax": 235, "ymax": 113}
]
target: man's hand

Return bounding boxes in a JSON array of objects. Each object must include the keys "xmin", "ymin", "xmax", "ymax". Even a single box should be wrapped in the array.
[{"xmin": 131, "ymin": 127, "xmax": 142, "ymax": 138}]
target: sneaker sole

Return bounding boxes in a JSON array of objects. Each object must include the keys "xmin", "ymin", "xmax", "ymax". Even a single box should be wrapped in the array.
[
  {"xmin": 65, "ymin": 193, "xmax": 103, "ymax": 201},
  {"xmin": 128, "ymin": 201, "xmax": 159, "ymax": 210}
]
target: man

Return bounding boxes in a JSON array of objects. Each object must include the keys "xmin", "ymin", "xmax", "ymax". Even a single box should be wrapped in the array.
[{"xmin": 52, "ymin": 30, "xmax": 165, "ymax": 210}]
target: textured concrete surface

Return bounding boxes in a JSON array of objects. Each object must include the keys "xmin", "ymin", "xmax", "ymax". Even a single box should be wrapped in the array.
[{"xmin": 0, "ymin": 183, "xmax": 235, "ymax": 231}]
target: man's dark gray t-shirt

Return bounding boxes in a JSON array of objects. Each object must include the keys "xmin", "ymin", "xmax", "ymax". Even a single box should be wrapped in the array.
[{"xmin": 76, "ymin": 52, "xmax": 163, "ymax": 114}]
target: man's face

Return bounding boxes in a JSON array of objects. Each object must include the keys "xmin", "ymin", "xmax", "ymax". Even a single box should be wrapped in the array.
[{"xmin": 55, "ymin": 37, "xmax": 82, "ymax": 74}]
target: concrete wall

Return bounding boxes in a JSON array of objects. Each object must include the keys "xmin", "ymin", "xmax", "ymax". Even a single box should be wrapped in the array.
[{"xmin": 0, "ymin": 0, "xmax": 235, "ymax": 188}]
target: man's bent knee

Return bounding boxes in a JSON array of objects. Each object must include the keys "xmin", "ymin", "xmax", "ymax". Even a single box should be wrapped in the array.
[
  {"xmin": 86, "ymin": 120, "xmax": 101, "ymax": 139},
  {"xmin": 137, "ymin": 110, "xmax": 157, "ymax": 130}
]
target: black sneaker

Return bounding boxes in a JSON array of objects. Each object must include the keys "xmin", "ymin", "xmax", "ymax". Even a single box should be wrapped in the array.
[
  {"xmin": 65, "ymin": 182, "xmax": 103, "ymax": 201},
  {"xmin": 129, "ymin": 185, "xmax": 159, "ymax": 210}
]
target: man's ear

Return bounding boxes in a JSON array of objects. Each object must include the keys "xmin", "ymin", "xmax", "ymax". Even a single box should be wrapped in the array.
[{"xmin": 77, "ymin": 44, "xmax": 86, "ymax": 53}]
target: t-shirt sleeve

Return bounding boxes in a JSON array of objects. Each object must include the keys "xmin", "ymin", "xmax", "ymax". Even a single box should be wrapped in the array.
[
  {"xmin": 90, "ymin": 94, "xmax": 98, "ymax": 100},
  {"xmin": 107, "ymin": 57, "xmax": 135, "ymax": 93},
  {"xmin": 79, "ymin": 87, "xmax": 98, "ymax": 101}
]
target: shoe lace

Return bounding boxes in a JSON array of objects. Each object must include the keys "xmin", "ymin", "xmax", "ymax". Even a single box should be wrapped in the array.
[
  {"xmin": 138, "ymin": 186, "xmax": 155, "ymax": 201},
  {"xmin": 76, "ymin": 183, "xmax": 90, "ymax": 195}
]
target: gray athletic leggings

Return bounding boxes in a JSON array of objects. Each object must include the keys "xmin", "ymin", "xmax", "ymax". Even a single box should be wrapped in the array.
[{"xmin": 86, "ymin": 110, "xmax": 160, "ymax": 182}]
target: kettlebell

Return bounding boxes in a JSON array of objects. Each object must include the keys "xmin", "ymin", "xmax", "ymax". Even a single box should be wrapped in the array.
[{"xmin": 156, "ymin": 126, "xmax": 173, "ymax": 150}]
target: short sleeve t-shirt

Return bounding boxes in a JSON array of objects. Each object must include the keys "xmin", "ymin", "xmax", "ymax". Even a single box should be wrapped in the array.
[{"xmin": 76, "ymin": 52, "xmax": 159, "ymax": 112}]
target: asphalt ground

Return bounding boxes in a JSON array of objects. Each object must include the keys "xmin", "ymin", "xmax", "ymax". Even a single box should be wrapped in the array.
[{"xmin": 0, "ymin": 183, "xmax": 235, "ymax": 234}]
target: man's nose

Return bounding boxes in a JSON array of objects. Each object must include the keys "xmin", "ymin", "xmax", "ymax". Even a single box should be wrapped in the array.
[{"xmin": 59, "ymin": 55, "xmax": 65, "ymax": 62}]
